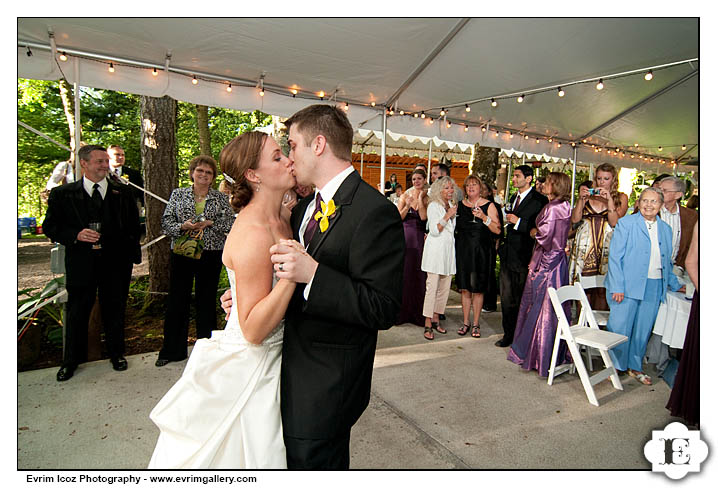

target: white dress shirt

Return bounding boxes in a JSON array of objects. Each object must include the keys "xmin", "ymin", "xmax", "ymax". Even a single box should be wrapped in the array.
[
  {"xmin": 511, "ymin": 187, "xmax": 533, "ymax": 229},
  {"xmin": 645, "ymin": 219, "xmax": 663, "ymax": 279},
  {"xmin": 82, "ymin": 176, "xmax": 108, "ymax": 199},
  {"xmin": 659, "ymin": 205, "xmax": 681, "ymax": 263},
  {"xmin": 299, "ymin": 165, "xmax": 355, "ymax": 299}
]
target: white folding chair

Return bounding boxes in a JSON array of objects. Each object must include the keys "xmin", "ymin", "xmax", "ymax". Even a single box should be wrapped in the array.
[
  {"xmin": 547, "ymin": 284, "xmax": 628, "ymax": 407},
  {"xmin": 576, "ymin": 274, "xmax": 610, "ymax": 327}
]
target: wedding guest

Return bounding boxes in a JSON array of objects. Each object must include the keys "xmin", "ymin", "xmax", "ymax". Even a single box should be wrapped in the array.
[
  {"xmin": 604, "ymin": 187, "xmax": 683, "ymax": 385},
  {"xmin": 657, "ymin": 176, "xmax": 697, "ymax": 270},
  {"xmin": 480, "ymin": 179, "xmax": 502, "ymax": 313},
  {"xmin": 568, "ymin": 163, "xmax": 628, "ymax": 310},
  {"xmin": 666, "ymin": 222, "xmax": 699, "ymax": 425},
  {"xmin": 155, "ymin": 155, "xmax": 235, "ymax": 367},
  {"xmin": 507, "ymin": 172, "xmax": 572, "ymax": 376},
  {"xmin": 685, "ymin": 194, "xmax": 698, "ymax": 211},
  {"xmin": 420, "ymin": 176, "xmax": 457, "ymax": 340},
  {"xmin": 384, "ymin": 173, "xmax": 399, "ymax": 195},
  {"xmin": 396, "ymin": 169, "xmax": 428, "ymax": 327},
  {"xmin": 454, "ymin": 176, "xmax": 501, "ymax": 337},
  {"xmin": 43, "ymin": 145, "xmax": 141, "ymax": 381}
]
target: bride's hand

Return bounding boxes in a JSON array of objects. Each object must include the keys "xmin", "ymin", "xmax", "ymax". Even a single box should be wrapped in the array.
[{"xmin": 270, "ymin": 239, "xmax": 317, "ymax": 283}]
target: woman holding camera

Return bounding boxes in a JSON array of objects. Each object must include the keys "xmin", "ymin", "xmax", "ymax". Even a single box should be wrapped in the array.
[
  {"xmin": 568, "ymin": 163, "xmax": 628, "ymax": 310},
  {"xmin": 155, "ymin": 155, "xmax": 235, "ymax": 367}
]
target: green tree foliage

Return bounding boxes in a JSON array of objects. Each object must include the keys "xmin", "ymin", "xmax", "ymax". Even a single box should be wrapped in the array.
[{"xmin": 18, "ymin": 79, "xmax": 271, "ymax": 220}]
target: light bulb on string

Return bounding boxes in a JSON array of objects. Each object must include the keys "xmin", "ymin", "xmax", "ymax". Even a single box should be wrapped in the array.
[
  {"xmin": 290, "ymin": 88, "xmax": 298, "ymax": 97},
  {"xmin": 413, "ymin": 112, "xmax": 419, "ymax": 118},
  {"xmin": 465, "ymin": 104, "xmax": 470, "ymax": 112},
  {"xmin": 509, "ymin": 132, "xmax": 514, "ymax": 139},
  {"xmin": 344, "ymin": 102, "xmax": 349, "ymax": 112},
  {"xmin": 536, "ymin": 138, "xmax": 540, "ymax": 144},
  {"xmin": 682, "ymin": 144, "xmax": 686, "ymax": 150},
  {"xmin": 440, "ymin": 108, "xmax": 446, "ymax": 116},
  {"xmin": 446, "ymin": 120, "xmax": 451, "ymax": 128},
  {"xmin": 494, "ymin": 131, "xmax": 499, "ymax": 137},
  {"xmin": 192, "ymin": 75, "xmax": 198, "ymax": 85},
  {"xmin": 634, "ymin": 143, "xmax": 639, "ymax": 147},
  {"xmin": 644, "ymin": 70, "xmax": 653, "ymax": 81},
  {"xmin": 517, "ymin": 94, "xmax": 524, "ymax": 103},
  {"xmin": 152, "ymin": 68, "xmax": 158, "ymax": 77},
  {"xmin": 548, "ymin": 137, "xmax": 553, "ymax": 143},
  {"xmin": 429, "ymin": 118, "xmax": 434, "ymax": 124},
  {"xmin": 318, "ymin": 90, "xmax": 325, "ymax": 99},
  {"xmin": 525, "ymin": 135, "xmax": 529, "ymax": 140},
  {"xmin": 464, "ymin": 125, "xmax": 469, "ymax": 132},
  {"xmin": 658, "ymin": 146, "xmax": 663, "ymax": 151},
  {"xmin": 557, "ymin": 87, "xmax": 565, "ymax": 97},
  {"xmin": 481, "ymin": 126, "xmax": 487, "ymax": 133},
  {"xmin": 370, "ymin": 101, "xmax": 375, "ymax": 107},
  {"xmin": 491, "ymin": 98, "xmax": 498, "ymax": 107},
  {"xmin": 226, "ymin": 84, "xmax": 232, "ymax": 93},
  {"xmin": 59, "ymin": 52, "xmax": 68, "ymax": 62},
  {"xmin": 596, "ymin": 79, "xmax": 604, "ymax": 90},
  {"xmin": 109, "ymin": 63, "xmax": 115, "ymax": 73},
  {"xmin": 259, "ymin": 88, "xmax": 265, "ymax": 97},
  {"xmin": 399, "ymin": 110, "xmax": 404, "ymax": 115},
  {"xmin": 421, "ymin": 111, "xmax": 426, "ymax": 119},
  {"xmin": 557, "ymin": 142, "xmax": 561, "ymax": 148}
]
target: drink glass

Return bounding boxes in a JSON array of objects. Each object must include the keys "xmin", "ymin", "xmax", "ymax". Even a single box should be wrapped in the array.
[{"xmin": 88, "ymin": 222, "xmax": 102, "ymax": 250}]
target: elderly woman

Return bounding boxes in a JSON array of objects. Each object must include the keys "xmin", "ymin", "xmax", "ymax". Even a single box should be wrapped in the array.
[
  {"xmin": 604, "ymin": 187, "xmax": 683, "ymax": 385},
  {"xmin": 507, "ymin": 172, "xmax": 572, "ymax": 376},
  {"xmin": 568, "ymin": 163, "xmax": 628, "ymax": 310},
  {"xmin": 155, "ymin": 155, "xmax": 235, "ymax": 367},
  {"xmin": 454, "ymin": 176, "xmax": 501, "ymax": 337},
  {"xmin": 396, "ymin": 168, "xmax": 429, "ymax": 326},
  {"xmin": 420, "ymin": 176, "xmax": 457, "ymax": 340}
]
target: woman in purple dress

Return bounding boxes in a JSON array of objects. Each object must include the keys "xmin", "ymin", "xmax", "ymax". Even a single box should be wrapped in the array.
[
  {"xmin": 395, "ymin": 168, "xmax": 429, "ymax": 326},
  {"xmin": 507, "ymin": 172, "xmax": 572, "ymax": 377}
]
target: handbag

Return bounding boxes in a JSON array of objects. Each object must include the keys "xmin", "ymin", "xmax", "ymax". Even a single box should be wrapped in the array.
[{"xmin": 172, "ymin": 228, "xmax": 204, "ymax": 259}]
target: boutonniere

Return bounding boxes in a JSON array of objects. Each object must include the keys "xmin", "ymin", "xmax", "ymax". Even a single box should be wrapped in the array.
[{"xmin": 314, "ymin": 199, "xmax": 338, "ymax": 232}]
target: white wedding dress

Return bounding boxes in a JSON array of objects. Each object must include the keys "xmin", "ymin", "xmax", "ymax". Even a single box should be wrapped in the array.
[{"xmin": 148, "ymin": 268, "xmax": 286, "ymax": 469}]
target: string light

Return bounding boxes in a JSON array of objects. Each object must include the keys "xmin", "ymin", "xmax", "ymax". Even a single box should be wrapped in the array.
[
  {"xmin": 440, "ymin": 108, "xmax": 446, "ymax": 116},
  {"xmin": 548, "ymin": 137, "xmax": 553, "ymax": 143},
  {"xmin": 494, "ymin": 130, "xmax": 499, "ymax": 137},
  {"xmin": 152, "ymin": 68, "xmax": 158, "ymax": 77},
  {"xmin": 389, "ymin": 108, "xmax": 394, "ymax": 115},
  {"xmin": 370, "ymin": 101, "xmax": 376, "ymax": 107},
  {"xmin": 682, "ymin": 144, "xmax": 686, "ymax": 150},
  {"xmin": 318, "ymin": 90, "xmax": 325, "ymax": 99},
  {"xmin": 413, "ymin": 112, "xmax": 419, "ymax": 118},
  {"xmin": 290, "ymin": 88, "xmax": 298, "ymax": 96},
  {"xmin": 226, "ymin": 84, "xmax": 232, "ymax": 93},
  {"xmin": 192, "ymin": 75, "xmax": 198, "ymax": 85},
  {"xmin": 517, "ymin": 94, "xmax": 524, "ymax": 103},
  {"xmin": 481, "ymin": 126, "xmax": 487, "ymax": 133},
  {"xmin": 557, "ymin": 142, "xmax": 561, "ymax": 148},
  {"xmin": 59, "ymin": 52, "xmax": 68, "ymax": 62},
  {"xmin": 446, "ymin": 120, "xmax": 451, "ymax": 128},
  {"xmin": 536, "ymin": 138, "xmax": 540, "ymax": 144},
  {"xmin": 557, "ymin": 87, "xmax": 565, "ymax": 97},
  {"xmin": 658, "ymin": 146, "xmax": 663, "ymax": 151},
  {"xmin": 634, "ymin": 143, "xmax": 639, "ymax": 147},
  {"xmin": 596, "ymin": 79, "xmax": 604, "ymax": 90},
  {"xmin": 631, "ymin": 154, "xmax": 635, "ymax": 158},
  {"xmin": 399, "ymin": 110, "xmax": 405, "ymax": 115},
  {"xmin": 465, "ymin": 104, "xmax": 470, "ymax": 112},
  {"xmin": 429, "ymin": 117, "xmax": 434, "ymax": 124},
  {"xmin": 644, "ymin": 70, "xmax": 653, "ymax": 81},
  {"xmin": 491, "ymin": 98, "xmax": 498, "ymax": 107},
  {"xmin": 109, "ymin": 63, "xmax": 115, "ymax": 73},
  {"xmin": 509, "ymin": 132, "xmax": 514, "ymax": 139},
  {"xmin": 421, "ymin": 111, "xmax": 426, "ymax": 119},
  {"xmin": 464, "ymin": 124, "xmax": 469, "ymax": 132},
  {"xmin": 571, "ymin": 142, "xmax": 576, "ymax": 147},
  {"xmin": 525, "ymin": 135, "xmax": 529, "ymax": 140},
  {"xmin": 344, "ymin": 102, "xmax": 349, "ymax": 111},
  {"xmin": 259, "ymin": 88, "xmax": 265, "ymax": 96}
]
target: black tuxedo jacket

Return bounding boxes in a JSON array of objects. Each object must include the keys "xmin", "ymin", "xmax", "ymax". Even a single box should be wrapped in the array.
[
  {"xmin": 120, "ymin": 166, "xmax": 145, "ymax": 206},
  {"xmin": 499, "ymin": 188, "xmax": 548, "ymax": 272},
  {"xmin": 43, "ymin": 179, "xmax": 142, "ymax": 287},
  {"xmin": 281, "ymin": 171, "xmax": 405, "ymax": 439}
]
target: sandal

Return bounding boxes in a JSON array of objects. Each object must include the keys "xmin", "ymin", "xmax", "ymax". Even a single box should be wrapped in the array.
[
  {"xmin": 424, "ymin": 326, "xmax": 434, "ymax": 340},
  {"xmin": 433, "ymin": 322, "xmax": 447, "ymax": 334},
  {"xmin": 471, "ymin": 325, "xmax": 481, "ymax": 338},
  {"xmin": 457, "ymin": 324, "xmax": 469, "ymax": 336},
  {"xmin": 628, "ymin": 370, "xmax": 652, "ymax": 385}
]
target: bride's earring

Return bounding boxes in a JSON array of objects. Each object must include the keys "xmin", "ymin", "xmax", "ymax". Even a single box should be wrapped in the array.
[{"xmin": 255, "ymin": 178, "xmax": 261, "ymax": 192}]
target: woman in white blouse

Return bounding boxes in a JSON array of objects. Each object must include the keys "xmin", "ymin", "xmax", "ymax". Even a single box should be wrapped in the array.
[{"xmin": 420, "ymin": 176, "xmax": 458, "ymax": 340}]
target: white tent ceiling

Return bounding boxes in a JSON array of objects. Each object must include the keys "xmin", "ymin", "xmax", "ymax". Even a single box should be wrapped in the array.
[{"xmin": 18, "ymin": 18, "xmax": 698, "ymax": 174}]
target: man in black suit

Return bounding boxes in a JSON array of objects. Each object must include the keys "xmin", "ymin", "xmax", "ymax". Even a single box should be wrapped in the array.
[
  {"xmin": 495, "ymin": 164, "xmax": 548, "ymax": 347},
  {"xmin": 43, "ymin": 145, "xmax": 142, "ymax": 381},
  {"xmin": 269, "ymin": 105, "xmax": 405, "ymax": 468},
  {"xmin": 108, "ymin": 145, "xmax": 144, "ymax": 208}
]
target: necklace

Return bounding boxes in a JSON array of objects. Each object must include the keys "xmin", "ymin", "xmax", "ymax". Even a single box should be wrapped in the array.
[
  {"xmin": 646, "ymin": 220, "xmax": 655, "ymax": 230},
  {"xmin": 193, "ymin": 186, "xmax": 208, "ymax": 202}
]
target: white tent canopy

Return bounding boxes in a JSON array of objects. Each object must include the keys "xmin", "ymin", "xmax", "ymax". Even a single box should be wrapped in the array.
[{"xmin": 18, "ymin": 18, "xmax": 698, "ymax": 174}]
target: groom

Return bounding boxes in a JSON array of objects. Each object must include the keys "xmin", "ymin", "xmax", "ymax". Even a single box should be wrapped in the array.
[{"xmin": 268, "ymin": 104, "xmax": 405, "ymax": 468}]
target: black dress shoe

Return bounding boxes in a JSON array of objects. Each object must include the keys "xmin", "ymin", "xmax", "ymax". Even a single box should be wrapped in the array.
[
  {"xmin": 155, "ymin": 358, "xmax": 170, "ymax": 367},
  {"xmin": 111, "ymin": 357, "xmax": 128, "ymax": 371},
  {"xmin": 495, "ymin": 339, "xmax": 511, "ymax": 347},
  {"xmin": 56, "ymin": 365, "xmax": 76, "ymax": 382}
]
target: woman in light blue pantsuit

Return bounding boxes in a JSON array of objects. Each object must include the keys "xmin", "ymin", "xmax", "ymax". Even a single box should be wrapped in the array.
[{"xmin": 604, "ymin": 188, "xmax": 683, "ymax": 385}]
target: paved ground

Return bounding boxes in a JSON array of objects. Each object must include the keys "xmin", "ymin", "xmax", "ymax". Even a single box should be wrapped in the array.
[{"xmin": 17, "ymin": 289, "xmax": 699, "ymax": 483}]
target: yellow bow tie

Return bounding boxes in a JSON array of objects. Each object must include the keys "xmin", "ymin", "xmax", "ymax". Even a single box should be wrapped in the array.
[{"xmin": 314, "ymin": 199, "xmax": 337, "ymax": 233}]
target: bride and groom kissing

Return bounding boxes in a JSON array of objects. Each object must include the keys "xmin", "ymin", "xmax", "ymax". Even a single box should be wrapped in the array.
[{"xmin": 148, "ymin": 104, "xmax": 406, "ymax": 469}]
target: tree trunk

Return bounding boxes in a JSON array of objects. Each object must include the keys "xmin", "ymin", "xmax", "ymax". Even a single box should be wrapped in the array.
[
  {"xmin": 196, "ymin": 104, "xmax": 212, "ymax": 156},
  {"xmin": 140, "ymin": 95, "xmax": 177, "ymax": 303},
  {"xmin": 472, "ymin": 143, "xmax": 500, "ymax": 185},
  {"xmin": 58, "ymin": 79, "xmax": 76, "ymax": 159}
]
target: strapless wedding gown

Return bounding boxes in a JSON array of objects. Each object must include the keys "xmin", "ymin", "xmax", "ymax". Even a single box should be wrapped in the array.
[{"xmin": 148, "ymin": 268, "xmax": 286, "ymax": 469}]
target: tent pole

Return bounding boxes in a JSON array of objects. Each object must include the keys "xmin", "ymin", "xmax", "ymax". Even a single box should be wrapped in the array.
[
  {"xmin": 380, "ymin": 109, "xmax": 387, "ymax": 195},
  {"xmin": 73, "ymin": 58, "xmax": 81, "ymax": 179},
  {"xmin": 570, "ymin": 147, "xmax": 578, "ymax": 208},
  {"xmin": 360, "ymin": 146, "xmax": 364, "ymax": 178},
  {"xmin": 505, "ymin": 156, "xmax": 512, "ymax": 202},
  {"xmin": 428, "ymin": 140, "xmax": 433, "ymax": 179}
]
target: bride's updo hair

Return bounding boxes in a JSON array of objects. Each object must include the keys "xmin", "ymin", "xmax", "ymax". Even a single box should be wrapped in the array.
[{"xmin": 219, "ymin": 131, "xmax": 268, "ymax": 212}]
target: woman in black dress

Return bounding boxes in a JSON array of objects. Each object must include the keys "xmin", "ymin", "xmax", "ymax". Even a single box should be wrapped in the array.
[{"xmin": 454, "ymin": 176, "xmax": 501, "ymax": 337}]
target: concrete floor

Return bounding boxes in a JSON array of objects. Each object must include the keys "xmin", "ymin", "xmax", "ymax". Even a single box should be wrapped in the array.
[{"xmin": 16, "ymin": 290, "xmax": 702, "ymax": 481}]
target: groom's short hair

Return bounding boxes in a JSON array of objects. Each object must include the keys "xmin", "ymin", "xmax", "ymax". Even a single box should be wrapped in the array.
[{"xmin": 284, "ymin": 104, "xmax": 353, "ymax": 162}]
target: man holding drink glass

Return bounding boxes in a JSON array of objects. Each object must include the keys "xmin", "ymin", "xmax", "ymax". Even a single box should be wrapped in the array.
[{"xmin": 43, "ymin": 145, "xmax": 142, "ymax": 381}]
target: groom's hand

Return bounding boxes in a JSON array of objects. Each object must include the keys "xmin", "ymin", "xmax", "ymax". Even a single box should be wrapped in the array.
[
  {"xmin": 219, "ymin": 289, "xmax": 233, "ymax": 320},
  {"xmin": 270, "ymin": 239, "xmax": 318, "ymax": 283}
]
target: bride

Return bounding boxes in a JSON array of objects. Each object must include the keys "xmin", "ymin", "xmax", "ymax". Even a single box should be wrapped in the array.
[{"xmin": 148, "ymin": 131, "xmax": 297, "ymax": 469}]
